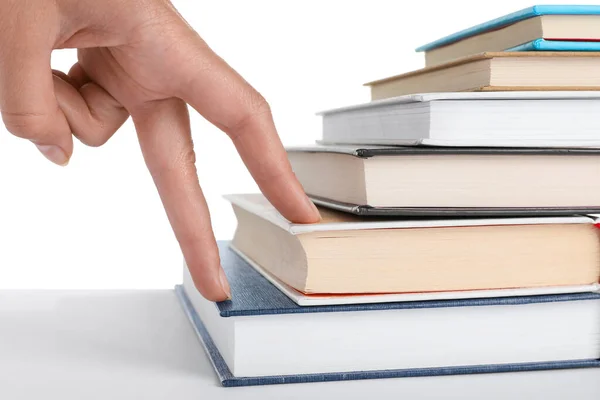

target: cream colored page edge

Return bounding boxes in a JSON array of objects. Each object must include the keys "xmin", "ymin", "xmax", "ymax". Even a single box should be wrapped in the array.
[{"xmin": 229, "ymin": 245, "xmax": 600, "ymax": 307}]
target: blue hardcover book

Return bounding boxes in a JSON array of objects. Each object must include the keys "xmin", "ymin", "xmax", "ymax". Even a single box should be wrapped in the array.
[
  {"xmin": 507, "ymin": 39, "xmax": 600, "ymax": 52},
  {"xmin": 417, "ymin": 5, "xmax": 600, "ymax": 66},
  {"xmin": 417, "ymin": 5, "xmax": 600, "ymax": 52},
  {"xmin": 175, "ymin": 241, "xmax": 600, "ymax": 387}
]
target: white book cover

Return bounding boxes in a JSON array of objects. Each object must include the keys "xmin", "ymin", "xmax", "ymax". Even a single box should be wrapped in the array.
[
  {"xmin": 316, "ymin": 138, "xmax": 600, "ymax": 148},
  {"xmin": 225, "ymin": 193, "xmax": 595, "ymax": 235},
  {"xmin": 316, "ymin": 91, "xmax": 600, "ymax": 115}
]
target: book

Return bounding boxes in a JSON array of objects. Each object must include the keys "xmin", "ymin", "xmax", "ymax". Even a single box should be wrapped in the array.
[
  {"xmin": 226, "ymin": 193, "xmax": 600, "ymax": 295},
  {"xmin": 316, "ymin": 91, "xmax": 600, "ymax": 148},
  {"xmin": 286, "ymin": 145, "xmax": 600, "ymax": 214},
  {"xmin": 418, "ymin": 5, "xmax": 600, "ymax": 66},
  {"xmin": 364, "ymin": 52, "xmax": 600, "ymax": 101},
  {"xmin": 231, "ymin": 245, "xmax": 600, "ymax": 307},
  {"xmin": 507, "ymin": 39, "xmax": 600, "ymax": 52},
  {"xmin": 175, "ymin": 242, "xmax": 600, "ymax": 387}
]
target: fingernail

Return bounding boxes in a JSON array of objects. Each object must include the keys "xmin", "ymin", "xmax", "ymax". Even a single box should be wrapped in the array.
[
  {"xmin": 35, "ymin": 144, "xmax": 69, "ymax": 166},
  {"xmin": 219, "ymin": 268, "xmax": 232, "ymax": 300}
]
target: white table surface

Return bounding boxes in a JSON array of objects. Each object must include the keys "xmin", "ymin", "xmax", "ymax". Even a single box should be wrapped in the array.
[{"xmin": 0, "ymin": 290, "xmax": 599, "ymax": 400}]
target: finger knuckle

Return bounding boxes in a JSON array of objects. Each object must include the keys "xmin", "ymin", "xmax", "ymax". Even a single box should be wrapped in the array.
[
  {"xmin": 175, "ymin": 146, "xmax": 197, "ymax": 169},
  {"xmin": 2, "ymin": 111, "xmax": 48, "ymax": 139},
  {"xmin": 77, "ymin": 123, "xmax": 110, "ymax": 148},
  {"xmin": 227, "ymin": 89, "xmax": 272, "ymax": 140},
  {"xmin": 150, "ymin": 144, "xmax": 197, "ymax": 179},
  {"xmin": 79, "ymin": 134, "xmax": 108, "ymax": 148},
  {"xmin": 129, "ymin": 4, "xmax": 183, "ymax": 43},
  {"xmin": 246, "ymin": 90, "xmax": 271, "ymax": 120}
]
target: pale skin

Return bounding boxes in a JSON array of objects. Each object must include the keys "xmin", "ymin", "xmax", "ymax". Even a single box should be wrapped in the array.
[{"xmin": 0, "ymin": 0, "xmax": 321, "ymax": 301}]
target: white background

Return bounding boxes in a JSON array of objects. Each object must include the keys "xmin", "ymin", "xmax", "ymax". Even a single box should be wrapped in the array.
[{"xmin": 0, "ymin": 0, "xmax": 590, "ymax": 289}]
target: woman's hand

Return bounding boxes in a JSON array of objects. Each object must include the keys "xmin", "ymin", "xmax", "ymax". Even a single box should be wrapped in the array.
[{"xmin": 0, "ymin": 0, "xmax": 320, "ymax": 301}]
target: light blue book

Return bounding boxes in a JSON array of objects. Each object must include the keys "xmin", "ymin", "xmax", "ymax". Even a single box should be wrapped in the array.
[
  {"xmin": 175, "ymin": 241, "xmax": 600, "ymax": 387},
  {"xmin": 417, "ymin": 5, "xmax": 600, "ymax": 52},
  {"xmin": 507, "ymin": 38, "xmax": 600, "ymax": 51}
]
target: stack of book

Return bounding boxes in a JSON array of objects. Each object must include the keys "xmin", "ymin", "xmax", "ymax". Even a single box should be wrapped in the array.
[{"xmin": 176, "ymin": 5, "xmax": 600, "ymax": 387}]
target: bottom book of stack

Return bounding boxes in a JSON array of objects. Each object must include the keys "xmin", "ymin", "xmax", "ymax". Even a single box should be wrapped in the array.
[{"xmin": 175, "ymin": 242, "xmax": 600, "ymax": 387}]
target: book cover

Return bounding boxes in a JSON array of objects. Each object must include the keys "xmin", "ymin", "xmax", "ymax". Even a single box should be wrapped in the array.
[
  {"xmin": 507, "ymin": 39, "xmax": 600, "ymax": 51},
  {"xmin": 288, "ymin": 144, "xmax": 600, "ymax": 157},
  {"xmin": 316, "ymin": 91, "xmax": 600, "ymax": 116},
  {"xmin": 306, "ymin": 194, "xmax": 600, "ymax": 217},
  {"xmin": 416, "ymin": 5, "xmax": 600, "ymax": 52},
  {"xmin": 174, "ymin": 242, "xmax": 600, "ymax": 386},
  {"xmin": 225, "ymin": 192, "xmax": 596, "ymax": 235}
]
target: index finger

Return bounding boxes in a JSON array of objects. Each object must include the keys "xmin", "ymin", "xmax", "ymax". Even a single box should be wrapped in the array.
[
  {"xmin": 173, "ymin": 35, "xmax": 320, "ymax": 224},
  {"xmin": 132, "ymin": 98, "xmax": 231, "ymax": 302}
]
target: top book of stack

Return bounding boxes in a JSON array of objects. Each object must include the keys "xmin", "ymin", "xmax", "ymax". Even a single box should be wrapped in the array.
[
  {"xmin": 366, "ymin": 5, "xmax": 600, "ymax": 100},
  {"xmin": 418, "ymin": 5, "xmax": 600, "ymax": 66}
]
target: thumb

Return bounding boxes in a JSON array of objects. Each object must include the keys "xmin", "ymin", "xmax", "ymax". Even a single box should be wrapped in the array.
[{"xmin": 0, "ymin": 42, "xmax": 73, "ymax": 166}]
